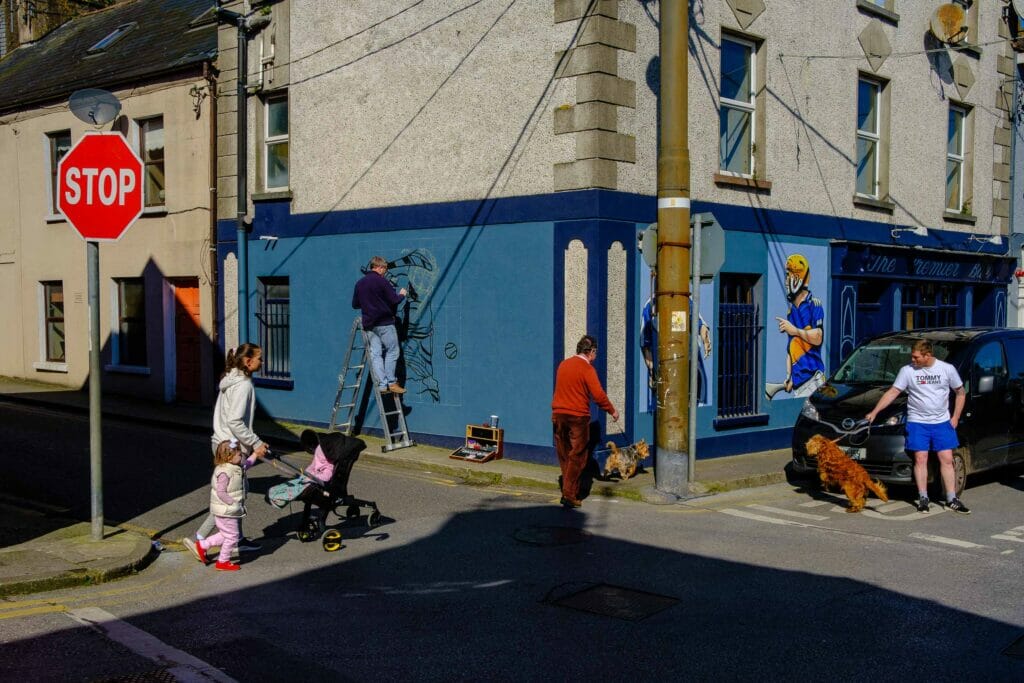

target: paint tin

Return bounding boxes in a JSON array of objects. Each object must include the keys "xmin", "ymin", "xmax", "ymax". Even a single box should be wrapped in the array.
[{"xmin": 489, "ymin": 415, "xmax": 499, "ymax": 428}]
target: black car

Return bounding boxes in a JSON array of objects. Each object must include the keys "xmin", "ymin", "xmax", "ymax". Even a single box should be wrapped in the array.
[{"xmin": 791, "ymin": 328, "xmax": 1024, "ymax": 496}]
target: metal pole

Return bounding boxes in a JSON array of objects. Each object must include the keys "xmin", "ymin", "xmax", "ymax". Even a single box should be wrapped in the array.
[
  {"xmin": 688, "ymin": 214, "xmax": 701, "ymax": 483},
  {"xmin": 655, "ymin": 0, "xmax": 692, "ymax": 496},
  {"xmin": 87, "ymin": 240, "xmax": 103, "ymax": 540},
  {"xmin": 236, "ymin": 21, "xmax": 249, "ymax": 344}
]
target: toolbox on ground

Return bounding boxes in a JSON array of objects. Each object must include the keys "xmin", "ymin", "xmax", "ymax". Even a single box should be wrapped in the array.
[{"xmin": 449, "ymin": 424, "xmax": 503, "ymax": 463}]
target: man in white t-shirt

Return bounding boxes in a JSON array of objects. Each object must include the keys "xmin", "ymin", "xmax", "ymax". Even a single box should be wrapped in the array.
[{"xmin": 865, "ymin": 339, "xmax": 969, "ymax": 514}]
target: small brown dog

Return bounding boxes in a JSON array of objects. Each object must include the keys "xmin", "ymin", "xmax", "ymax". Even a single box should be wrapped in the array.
[
  {"xmin": 805, "ymin": 434, "xmax": 889, "ymax": 512},
  {"xmin": 603, "ymin": 439, "xmax": 650, "ymax": 480}
]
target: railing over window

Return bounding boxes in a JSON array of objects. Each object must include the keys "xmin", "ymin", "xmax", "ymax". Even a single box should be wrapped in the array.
[
  {"xmin": 717, "ymin": 301, "xmax": 762, "ymax": 419},
  {"xmin": 256, "ymin": 278, "xmax": 290, "ymax": 380}
]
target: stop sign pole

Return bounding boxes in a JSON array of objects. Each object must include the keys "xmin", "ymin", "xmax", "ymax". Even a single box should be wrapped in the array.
[{"xmin": 57, "ymin": 131, "xmax": 144, "ymax": 541}]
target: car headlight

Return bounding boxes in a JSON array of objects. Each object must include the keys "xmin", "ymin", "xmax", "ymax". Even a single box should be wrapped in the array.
[
  {"xmin": 800, "ymin": 399, "xmax": 820, "ymax": 421},
  {"xmin": 882, "ymin": 413, "xmax": 905, "ymax": 426}
]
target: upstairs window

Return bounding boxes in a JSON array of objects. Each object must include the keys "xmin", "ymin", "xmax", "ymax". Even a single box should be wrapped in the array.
[
  {"xmin": 264, "ymin": 93, "xmax": 289, "ymax": 191},
  {"xmin": 856, "ymin": 78, "xmax": 880, "ymax": 198},
  {"xmin": 946, "ymin": 104, "xmax": 967, "ymax": 212},
  {"xmin": 719, "ymin": 36, "xmax": 755, "ymax": 176},
  {"xmin": 47, "ymin": 130, "xmax": 71, "ymax": 216},
  {"xmin": 138, "ymin": 116, "xmax": 165, "ymax": 207},
  {"xmin": 88, "ymin": 23, "xmax": 137, "ymax": 53}
]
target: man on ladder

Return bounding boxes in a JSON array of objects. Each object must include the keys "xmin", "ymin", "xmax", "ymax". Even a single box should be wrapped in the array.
[{"xmin": 352, "ymin": 256, "xmax": 408, "ymax": 395}]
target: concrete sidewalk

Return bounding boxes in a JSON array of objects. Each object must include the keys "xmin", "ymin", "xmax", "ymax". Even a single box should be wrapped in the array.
[{"xmin": 0, "ymin": 375, "xmax": 792, "ymax": 595}]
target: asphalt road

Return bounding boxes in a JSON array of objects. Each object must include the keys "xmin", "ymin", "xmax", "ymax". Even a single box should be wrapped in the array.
[{"xmin": 1, "ymin": 402, "xmax": 1023, "ymax": 681}]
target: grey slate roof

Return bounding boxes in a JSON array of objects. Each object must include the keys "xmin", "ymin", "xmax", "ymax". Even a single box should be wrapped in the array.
[{"xmin": 0, "ymin": 0, "xmax": 216, "ymax": 115}]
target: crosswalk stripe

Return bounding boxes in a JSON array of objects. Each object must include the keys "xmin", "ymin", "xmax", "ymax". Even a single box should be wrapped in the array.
[
  {"xmin": 991, "ymin": 534, "xmax": 1024, "ymax": 543},
  {"xmin": 747, "ymin": 504, "xmax": 829, "ymax": 521},
  {"xmin": 875, "ymin": 501, "xmax": 910, "ymax": 513},
  {"xmin": 799, "ymin": 501, "xmax": 831, "ymax": 508},
  {"xmin": 909, "ymin": 532, "xmax": 988, "ymax": 549},
  {"xmin": 720, "ymin": 509, "xmax": 814, "ymax": 527}
]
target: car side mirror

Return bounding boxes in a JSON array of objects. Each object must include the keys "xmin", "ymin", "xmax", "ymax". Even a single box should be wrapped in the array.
[{"xmin": 976, "ymin": 375, "xmax": 995, "ymax": 395}]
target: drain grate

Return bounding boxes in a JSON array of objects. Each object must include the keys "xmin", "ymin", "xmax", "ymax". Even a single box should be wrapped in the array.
[
  {"xmin": 513, "ymin": 526, "xmax": 591, "ymax": 546},
  {"xmin": 550, "ymin": 583, "xmax": 679, "ymax": 621},
  {"xmin": 1003, "ymin": 633, "xmax": 1024, "ymax": 658}
]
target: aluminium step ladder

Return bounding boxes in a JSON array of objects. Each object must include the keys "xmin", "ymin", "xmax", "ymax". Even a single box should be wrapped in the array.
[{"xmin": 329, "ymin": 316, "xmax": 414, "ymax": 452}]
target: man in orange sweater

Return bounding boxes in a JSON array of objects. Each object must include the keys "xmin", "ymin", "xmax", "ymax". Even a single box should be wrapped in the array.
[{"xmin": 551, "ymin": 334, "xmax": 619, "ymax": 508}]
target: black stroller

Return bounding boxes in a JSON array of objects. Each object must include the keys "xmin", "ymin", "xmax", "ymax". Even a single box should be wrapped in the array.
[{"xmin": 266, "ymin": 429, "xmax": 382, "ymax": 542}]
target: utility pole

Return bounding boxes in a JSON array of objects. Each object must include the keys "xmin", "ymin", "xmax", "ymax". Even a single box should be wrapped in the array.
[{"xmin": 655, "ymin": 0, "xmax": 691, "ymax": 497}]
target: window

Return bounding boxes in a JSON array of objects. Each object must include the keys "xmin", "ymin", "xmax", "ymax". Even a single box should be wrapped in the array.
[
  {"xmin": 46, "ymin": 130, "xmax": 71, "ymax": 215},
  {"xmin": 719, "ymin": 36, "xmax": 755, "ymax": 176},
  {"xmin": 256, "ymin": 277, "xmax": 290, "ymax": 379},
  {"xmin": 114, "ymin": 278, "xmax": 147, "ymax": 366},
  {"xmin": 264, "ymin": 94, "xmax": 289, "ymax": 190},
  {"xmin": 717, "ymin": 274, "xmax": 762, "ymax": 419},
  {"xmin": 946, "ymin": 104, "xmax": 967, "ymax": 212},
  {"xmin": 42, "ymin": 281, "xmax": 65, "ymax": 362},
  {"xmin": 856, "ymin": 79, "xmax": 880, "ymax": 198},
  {"xmin": 138, "ymin": 117, "xmax": 165, "ymax": 207},
  {"xmin": 902, "ymin": 283, "xmax": 958, "ymax": 330},
  {"xmin": 953, "ymin": 0, "xmax": 978, "ymax": 46},
  {"xmin": 88, "ymin": 22, "xmax": 136, "ymax": 53}
]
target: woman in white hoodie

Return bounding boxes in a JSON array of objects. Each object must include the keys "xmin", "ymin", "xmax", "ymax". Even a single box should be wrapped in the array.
[{"xmin": 191, "ymin": 343, "xmax": 268, "ymax": 553}]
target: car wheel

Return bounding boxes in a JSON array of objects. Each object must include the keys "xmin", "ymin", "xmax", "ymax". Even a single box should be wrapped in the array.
[{"xmin": 951, "ymin": 448, "xmax": 969, "ymax": 498}]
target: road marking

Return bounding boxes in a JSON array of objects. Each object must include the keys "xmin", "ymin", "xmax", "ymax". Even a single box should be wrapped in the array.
[
  {"xmin": 747, "ymin": 504, "xmax": 828, "ymax": 521},
  {"xmin": 858, "ymin": 506, "xmax": 946, "ymax": 521},
  {"xmin": 991, "ymin": 534, "xmax": 1024, "ymax": 543},
  {"xmin": 0, "ymin": 604, "xmax": 67, "ymax": 620},
  {"xmin": 66, "ymin": 607, "xmax": 237, "ymax": 682},
  {"xmin": 875, "ymin": 501, "xmax": 910, "ymax": 513},
  {"xmin": 909, "ymin": 532, "xmax": 989, "ymax": 549},
  {"xmin": 720, "ymin": 509, "xmax": 814, "ymax": 527},
  {"xmin": 799, "ymin": 501, "xmax": 831, "ymax": 508}
]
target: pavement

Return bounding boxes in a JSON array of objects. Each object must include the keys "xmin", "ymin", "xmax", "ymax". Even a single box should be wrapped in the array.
[{"xmin": 0, "ymin": 375, "xmax": 792, "ymax": 596}]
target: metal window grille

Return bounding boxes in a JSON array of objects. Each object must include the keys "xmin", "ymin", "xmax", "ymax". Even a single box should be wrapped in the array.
[
  {"xmin": 256, "ymin": 278, "xmax": 290, "ymax": 379},
  {"xmin": 717, "ymin": 277, "xmax": 761, "ymax": 418}
]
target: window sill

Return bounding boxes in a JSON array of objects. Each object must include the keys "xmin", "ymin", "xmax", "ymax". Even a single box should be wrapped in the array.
[
  {"xmin": 45, "ymin": 214, "xmax": 66, "ymax": 224},
  {"xmin": 252, "ymin": 190, "xmax": 292, "ymax": 202},
  {"xmin": 853, "ymin": 194, "xmax": 895, "ymax": 212},
  {"xmin": 713, "ymin": 413, "xmax": 770, "ymax": 430},
  {"xmin": 104, "ymin": 364, "xmax": 151, "ymax": 376},
  {"xmin": 943, "ymin": 211, "xmax": 977, "ymax": 225},
  {"xmin": 254, "ymin": 376, "xmax": 294, "ymax": 390},
  {"xmin": 33, "ymin": 361, "xmax": 68, "ymax": 373},
  {"xmin": 855, "ymin": 0, "xmax": 898, "ymax": 25},
  {"xmin": 713, "ymin": 173, "xmax": 772, "ymax": 192},
  {"xmin": 142, "ymin": 206, "xmax": 168, "ymax": 216}
]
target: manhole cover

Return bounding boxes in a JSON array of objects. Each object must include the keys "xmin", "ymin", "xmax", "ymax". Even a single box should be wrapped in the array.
[
  {"xmin": 551, "ymin": 583, "xmax": 679, "ymax": 621},
  {"xmin": 1004, "ymin": 633, "xmax": 1024, "ymax": 658},
  {"xmin": 513, "ymin": 526, "xmax": 591, "ymax": 546}
]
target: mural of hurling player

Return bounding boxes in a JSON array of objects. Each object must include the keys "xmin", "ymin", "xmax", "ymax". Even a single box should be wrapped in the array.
[
  {"xmin": 767, "ymin": 253, "xmax": 826, "ymax": 400},
  {"xmin": 380, "ymin": 249, "xmax": 441, "ymax": 403}
]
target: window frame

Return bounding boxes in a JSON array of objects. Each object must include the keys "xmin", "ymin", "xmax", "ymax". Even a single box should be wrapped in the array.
[
  {"xmin": 42, "ymin": 281, "xmax": 65, "ymax": 363},
  {"xmin": 946, "ymin": 103, "xmax": 968, "ymax": 213},
  {"xmin": 855, "ymin": 78, "xmax": 881, "ymax": 199},
  {"xmin": 715, "ymin": 273, "xmax": 766, "ymax": 424},
  {"xmin": 256, "ymin": 276, "xmax": 291, "ymax": 381},
  {"xmin": 112, "ymin": 277, "xmax": 148, "ymax": 368},
  {"xmin": 718, "ymin": 34, "xmax": 757, "ymax": 178},
  {"xmin": 263, "ymin": 93, "xmax": 289, "ymax": 192},
  {"xmin": 136, "ymin": 115, "xmax": 166, "ymax": 210},
  {"xmin": 45, "ymin": 130, "xmax": 71, "ymax": 219}
]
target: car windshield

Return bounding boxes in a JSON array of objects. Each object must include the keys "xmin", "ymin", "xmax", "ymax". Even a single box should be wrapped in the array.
[{"xmin": 833, "ymin": 337, "xmax": 966, "ymax": 384}]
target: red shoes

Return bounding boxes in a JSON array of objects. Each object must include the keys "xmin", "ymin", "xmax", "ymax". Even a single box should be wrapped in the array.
[
  {"xmin": 215, "ymin": 560, "xmax": 241, "ymax": 571},
  {"xmin": 183, "ymin": 538, "xmax": 207, "ymax": 564}
]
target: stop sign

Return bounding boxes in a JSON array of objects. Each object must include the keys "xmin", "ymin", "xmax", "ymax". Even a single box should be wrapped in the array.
[{"xmin": 57, "ymin": 131, "xmax": 144, "ymax": 241}]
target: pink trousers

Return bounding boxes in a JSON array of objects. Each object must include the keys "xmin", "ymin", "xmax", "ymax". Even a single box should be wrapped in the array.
[{"xmin": 200, "ymin": 516, "xmax": 240, "ymax": 561}]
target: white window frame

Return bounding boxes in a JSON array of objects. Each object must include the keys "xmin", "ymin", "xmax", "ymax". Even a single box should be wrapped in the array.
[
  {"xmin": 33, "ymin": 280, "xmax": 67, "ymax": 372},
  {"xmin": 946, "ymin": 104, "xmax": 967, "ymax": 212},
  {"xmin": 45, "ymin": 130, "xmax": 71, "ymax": 221},
  {"xmin": 856, "ymin": 78, "xmax": 881, "ymax": 199},
  {"xmin": 107, "ymin": 277, "xmax": 149, "ymax": 372},
  {"xmin": 719, "ymin": 35, "xmax": 756, "ymax": 178},
  {"xmin": 264, "ymin": 93, "xmax": 289, "ymax": 191},
  {"xmin": 133, "ymin": 115, "xmax": 166, "ymax": 211}
]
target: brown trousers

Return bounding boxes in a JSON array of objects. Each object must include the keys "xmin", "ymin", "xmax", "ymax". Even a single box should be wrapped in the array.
[{"xmin": 552, "ymin": 414, "xmax": 590, "ymax": 501}]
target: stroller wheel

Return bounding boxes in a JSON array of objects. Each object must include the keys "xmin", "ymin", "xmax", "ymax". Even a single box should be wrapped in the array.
[
  {"xmin": 367, "ymin": 511, "xmax": 382, "ymax": 528},
  {"xmin": 321, "ymin": 529, "xmax": 342, "ymax": 552},
  {"xmin": 345, "ymin": 505, "xmax": 361, "ymax": 520}
]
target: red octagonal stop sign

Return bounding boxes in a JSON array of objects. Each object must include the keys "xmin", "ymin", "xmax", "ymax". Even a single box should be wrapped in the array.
[{"xmin": 58, "ymin": 131, "xmax": 144, "ymax": 241}]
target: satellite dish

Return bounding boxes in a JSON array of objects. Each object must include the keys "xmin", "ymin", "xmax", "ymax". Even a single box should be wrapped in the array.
[
  {"xmin": 929, "ymin": 4, "xmax": 967, "ymax": 45},
  {"xmin": 68, "ymin": 89, "xmax": 122, "ymax": 125}
]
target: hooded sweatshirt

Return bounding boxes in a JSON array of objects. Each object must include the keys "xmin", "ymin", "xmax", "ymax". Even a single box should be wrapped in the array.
[{"xmin": 211, "ymin": 369, "xmax": 265, "ymax": 456}]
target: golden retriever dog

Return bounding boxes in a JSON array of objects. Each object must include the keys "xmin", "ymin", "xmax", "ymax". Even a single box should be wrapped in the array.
[
  {"xmin": 603, "ymin": 439, "xmax": 650, "ymax": 480},
  {"xmin": 805, "ymin": 434, "xmax": 889, "ymax": 512}
]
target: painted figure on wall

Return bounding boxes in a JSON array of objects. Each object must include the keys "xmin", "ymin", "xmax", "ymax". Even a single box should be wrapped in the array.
[{"xmin": 766, "ymin": 253, "xmax": 826, "ymax": 400}]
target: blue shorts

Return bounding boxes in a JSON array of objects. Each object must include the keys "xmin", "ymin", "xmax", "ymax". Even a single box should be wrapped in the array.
[{"xmin": 905, "ymin": 421, "xmax": 959, "ymax": 452}]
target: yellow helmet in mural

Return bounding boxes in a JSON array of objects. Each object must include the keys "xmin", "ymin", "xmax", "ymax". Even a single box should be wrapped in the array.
[{"xmin": 785, "ymin": 253, "xmax": 810, "ymax": 300}]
